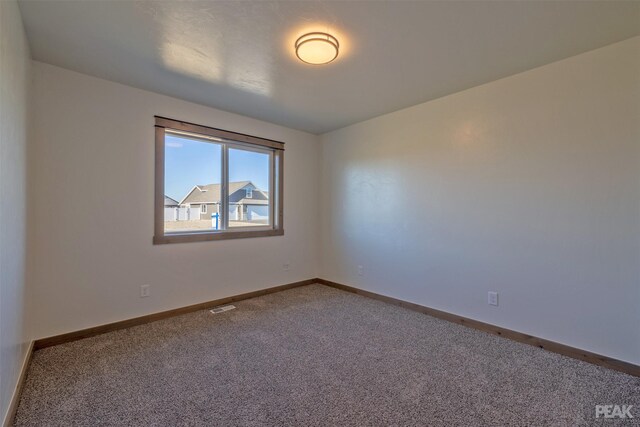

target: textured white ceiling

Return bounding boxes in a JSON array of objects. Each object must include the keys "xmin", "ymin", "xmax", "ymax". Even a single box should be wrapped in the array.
[{"xmin": 18, "ymin": 0, "xmax": 640, "ymax": 134}]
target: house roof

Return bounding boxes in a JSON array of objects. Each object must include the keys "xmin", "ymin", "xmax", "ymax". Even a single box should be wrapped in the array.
[
  {"xmin": 180, "ymin": 181, "xmax": 267, "ymax": 205},
  {"xmin": 164, "ymin": 196, "xmax": 179, "ymax": 206}
]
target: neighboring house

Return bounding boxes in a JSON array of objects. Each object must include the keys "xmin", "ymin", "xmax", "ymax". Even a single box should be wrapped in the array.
[
  {"xmin": 179, "ymin": 181, "xmax": 269, "ymax": 221},
  {"xmin": 164, "ymin": 196, "xmax": 179, "ymax": 207},
  {"xmin": 164, "ymin": 195, "xmax": 200, "ymax": 222}
]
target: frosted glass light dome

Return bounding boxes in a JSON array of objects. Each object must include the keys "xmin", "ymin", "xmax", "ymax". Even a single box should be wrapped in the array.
[{"xmin": 295, "ymin": 32, "xmax": 339, "ymax": 65}]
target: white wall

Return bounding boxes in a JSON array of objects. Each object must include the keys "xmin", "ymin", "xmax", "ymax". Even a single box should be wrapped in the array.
[
  {"xmin": 30, "ymin": 62, "xmax": 320, "ymax": 339},
  {"xmin": 320, "ymin": 37, "xmax": 640, "ymax": 364},
  {"xmin": 0, "ymin": 0, "xmax": 31, "ymax": 423},
  {"xmin": 25, "ymin": 30, "xmax": 640, "ymax": 368}
]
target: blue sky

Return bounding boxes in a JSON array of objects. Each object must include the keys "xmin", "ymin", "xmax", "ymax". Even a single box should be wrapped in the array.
[{"xmin": 165, "ymin": 134, "xmax": 270, "ymax": 202}]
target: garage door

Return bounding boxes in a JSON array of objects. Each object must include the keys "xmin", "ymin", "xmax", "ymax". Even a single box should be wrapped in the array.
[{"xmin": 247, "ymin": 205, "xmax": 269, "ymax": 220}]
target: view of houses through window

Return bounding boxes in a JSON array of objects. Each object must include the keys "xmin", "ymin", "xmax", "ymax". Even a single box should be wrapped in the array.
[
  {"xmin": 163, "ymin": 133, "xmax": 272, "ymax": 233},
  {"xmin": 228, "ymin": 147, "xmax": 270, "ymax": 228}
]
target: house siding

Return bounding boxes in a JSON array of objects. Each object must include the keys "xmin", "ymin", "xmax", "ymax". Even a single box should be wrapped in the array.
[{"xmin": 198, "ymin": 203, "xmax": 220, "ymax": 220}]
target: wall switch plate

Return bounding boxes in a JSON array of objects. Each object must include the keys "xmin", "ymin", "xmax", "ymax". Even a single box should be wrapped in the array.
[
  {"xmin": 357, "ymin": 265, "xmax": 364, "ymax": 276},
  {"xmin": 283, "ymin": 263, "xmax": 290, "ymax": 272},
  {"xmin": 488, "ymin": 291, "xmax": 498, "ymax": 306},
  {"xmin": 140, "ymin": 284, "xmax": 150, "ymax": 298}
]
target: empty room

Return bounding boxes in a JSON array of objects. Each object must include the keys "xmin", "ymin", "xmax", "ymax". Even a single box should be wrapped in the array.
[{"xmin": 1, "ymin": 0, "xmax": 639, "ymax": 425}]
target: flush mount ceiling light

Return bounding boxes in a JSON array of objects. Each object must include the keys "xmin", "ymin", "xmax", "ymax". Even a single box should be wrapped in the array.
[{"xmin": 295, "ymin": 32, "xmax": 339, "ymax": 65}]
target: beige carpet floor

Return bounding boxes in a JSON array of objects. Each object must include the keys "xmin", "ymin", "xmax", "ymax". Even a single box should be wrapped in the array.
[{"xmin": 14, "ymin": 284, "xmax": 640, "ymax": 426}]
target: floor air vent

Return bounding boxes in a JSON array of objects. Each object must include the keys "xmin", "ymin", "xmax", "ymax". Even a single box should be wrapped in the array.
[{"xmin": 210, "ymin": 305, "xmax": 236, "ymax": 314}]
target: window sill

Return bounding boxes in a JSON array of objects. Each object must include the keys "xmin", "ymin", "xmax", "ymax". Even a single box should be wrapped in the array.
[{"xmin": 153, "ymin": 228, "xmax": 284, "ymax": 245}]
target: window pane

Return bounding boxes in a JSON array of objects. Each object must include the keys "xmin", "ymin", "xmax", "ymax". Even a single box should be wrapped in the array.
[
  {"xmin": 164, "ymin": 133, "xmax": 222, "ymax": 233},
  {"xmin": 228, "ymin": 147, "xmax": 271, "ymax": 228}
]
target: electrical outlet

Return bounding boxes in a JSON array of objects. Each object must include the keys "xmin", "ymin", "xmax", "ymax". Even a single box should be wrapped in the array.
[
  {"xmin": 488, "ymin": 291, "xmax": 498, "ymax": 306},
  {"xmin": 140, "ymin": 284, "xmax": 150, "ymax": 298},
  {"xmin": 283, "ymin": 263, "xmax": 290, "ymax": 272},
  {"xmin": 357, "ymin": 265, "xmax": 364, "ymax": 276}
]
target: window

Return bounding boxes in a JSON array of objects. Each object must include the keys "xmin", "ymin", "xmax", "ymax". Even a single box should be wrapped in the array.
[{"xmin": 154, "ymin": 116, "xmax": 284, "ymax": 244}]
